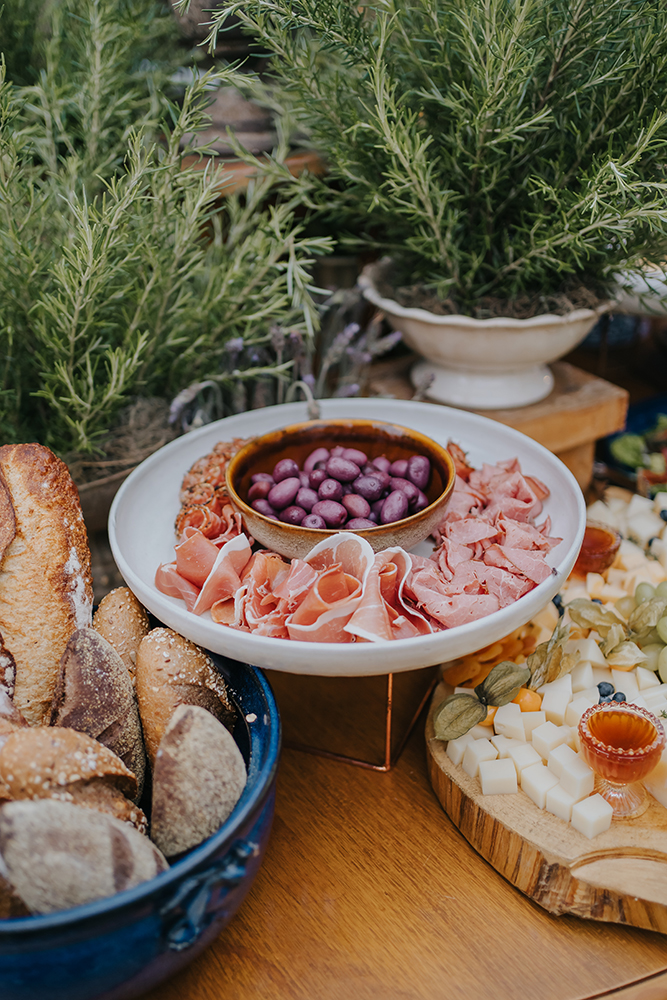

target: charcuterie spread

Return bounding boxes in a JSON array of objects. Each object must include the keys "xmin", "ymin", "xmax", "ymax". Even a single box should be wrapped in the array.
[
  {"xmin": 0, "ymin": 445, "xmax": 247, "ymax": 917},
  {"xmin": 155, "ymin": 435, "xmax": 562, "ymax": 642}
]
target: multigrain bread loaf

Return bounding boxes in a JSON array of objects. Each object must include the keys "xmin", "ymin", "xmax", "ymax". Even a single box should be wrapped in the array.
[
  {"xmin": 50, "ymin": 628, "xmax": 146, "ymax": 800},
  {"xmin": 93, "ymin": 587, "xmax": 150, "ymax": 685},
  {"xmin": 151, "ymin": 704, "xmax": 247, "ymax": 857},
  {"xmin": 0, "ymin": 727, "xmax": 146, "ymax": 832},
  {"xmin": 0, "ymin": 800, "xmax": 167, "ymax": 915},
  {"xmin": 0, "ymin": 444, "xmax": 93, "ymax": 724},
  {"xmin": 135, "ymin": 628, "xmax": 236, "ymax": 765}
]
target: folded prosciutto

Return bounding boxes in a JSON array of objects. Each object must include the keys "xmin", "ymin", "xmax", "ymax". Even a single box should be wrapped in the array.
[{"xmin": 154, "ymin": 443, "xmax": 561, "ymax": 642}]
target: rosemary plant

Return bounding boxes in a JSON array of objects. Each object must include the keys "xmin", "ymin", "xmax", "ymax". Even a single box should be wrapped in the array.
[
  {"xmin": 0, "ymin": 0, "xmax": 331, "ymax": 461},
  {"xmin": 205, "ymin": 0, "xmax": 667, "ymax": 313}
]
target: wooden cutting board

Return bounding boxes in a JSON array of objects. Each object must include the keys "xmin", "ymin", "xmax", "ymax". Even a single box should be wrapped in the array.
[{"xmin": 426, "ymin": 681, "xmax": 667, "ymax": 933}]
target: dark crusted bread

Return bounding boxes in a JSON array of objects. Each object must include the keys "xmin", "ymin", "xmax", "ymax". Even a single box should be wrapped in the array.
[
  {"xmin": 0, "ymin": 444, "xmax": 93, "ymax": 724},
  {"xmin": 93, "ymin": 587, "xmax": 150, "ymax": 685},
  {"xmin": 135, "ymin": 628, "xmax": 236, "ymax": 766},
  {"xmin": 0, "ymin": 799, "xmax": 167, "ymax": 914},
  {"xmin": 50, "ymin": 627, "xmax": 146, "ymax": 800},
  {"xmin": 0, "ymin": 727, "xmax": 146, "ymax": 831},
  {"xmin": 151, "ymin": 704, "xmax": 246, "ymax": 857}
]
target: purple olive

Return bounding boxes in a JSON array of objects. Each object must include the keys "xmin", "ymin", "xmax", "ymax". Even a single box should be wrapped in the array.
[
  {"xmin": 352, "ymin": 474, "xmax": 385, "ymax": 502},
  {"xmin": 389, "ymin": 476, "xmax": 419, "ymax": 504},
  {"xmin": 312, "ymin": 499, "xmax": 347, "ymax": 528},
  {"xmin": 302, "ymin": 513, "xmax": 327, "ymax": 529},
  {"xmin": 296, "ymin": 487, "xmax": 319, "ymax": 511},
  {"xmin": 267, "ymin": 476, "xmax": 300, "ymax": 510},
  {"xmin": 341, "ymin": 447, "xmax": 368, "ymax": 467},
  {"xmin": 372, "ymin": 455, "xmax": 391, "ymax": 474},
  {"xmin": 251, "ymin": 472, "xmax": 274, "ymax": 484},
  {"xmin": 303, "ymin": 447, "xmax": 330, "ymax": 474},
  {"xmin": 346, "ymin": 517, "xmax": 376, "ymax": 529},
  {"xmin": 273, "ymin": 458, "xmax": 300, "ymax": 483},
  {"xmin": 371, "ymin": 498, "xmax": 385, "ymax": 517},
  {"xmin": 380, "ymin": 490, "xmax": 409, "ymax": 524},
  {"xmin": 342, "ymin": 493, "xmax": 371, "ymax": 520},
  {"xmin": 325, "ymin": 456, "xmax": 361, "ymax": 483},
  {"xmin": 252, "ymin": 498, "xmax": 278, "ymax": 517},
  {"xmin": 367, "ymin": 511, "xmax": 379, "ymax": 524},
  {"xmin": 330, "ymin": 446, "xmax": 345, "ymax": 457},
  {"xmin": 412, "ymin": 489, "xmax": 429, "ymax": 512},
  {"xmin": 279, "ymin": 505, "xmax": 306, "ymax": 525},
  {"xmin": 407, "ymin": 454, "xmax": 431, "ymax": 491},
  {"xmin": 389, "ymin": 458, "xmax": 408, "ymax": 477},
  {"xmin": 318, "ymin": 478, "xmax": 344, "ymax": 502},
  {"xmin": 299, "ymin": 471, "xmax": 310, "ymax": 488},
  {"xmin": 309, "ymin": 468, "xmax": 327, "ymax": 489},
  {"xmin": 248, "ymin": 480, "xmax": 272, "ymax": 502}
]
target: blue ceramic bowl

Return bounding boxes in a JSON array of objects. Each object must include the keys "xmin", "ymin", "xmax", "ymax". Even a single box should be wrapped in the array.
[{"xmin": 0, "ymin": 655, "xmax": 281, "ymax": 1000}]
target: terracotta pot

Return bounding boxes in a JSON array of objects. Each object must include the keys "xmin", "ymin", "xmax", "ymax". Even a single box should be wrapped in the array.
[{"xmin": 359, "ymin": 263, "xmax": 611, "ymax": 409}]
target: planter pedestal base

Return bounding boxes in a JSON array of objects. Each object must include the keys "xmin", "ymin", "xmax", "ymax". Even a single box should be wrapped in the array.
[{"xmin": 412, "ymin": 359, "xmax": 554, "ymax": 409}]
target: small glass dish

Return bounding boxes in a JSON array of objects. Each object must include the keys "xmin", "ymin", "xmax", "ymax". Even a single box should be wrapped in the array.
[
  {"xmin": 572, "ymin": 521, "xmax": 621, "ymax": 576},
  {"xmin": 578, "ymin": 702, "xmax": 666, "ymax": 818}
]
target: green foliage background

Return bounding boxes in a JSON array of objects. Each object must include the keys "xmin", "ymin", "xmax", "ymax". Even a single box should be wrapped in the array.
[
  {"xmin": 206, "ymin": 0, "xmax": 667, "ymax": 309},
  {"xmin": 0, "ymin": 0, "xmax": 330, "ymax": 458}
]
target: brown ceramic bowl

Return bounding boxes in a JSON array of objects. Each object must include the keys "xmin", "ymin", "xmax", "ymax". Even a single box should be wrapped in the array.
[{"xmin": 225, "ymin": 418, "xmax": 456, "ymax": 560}]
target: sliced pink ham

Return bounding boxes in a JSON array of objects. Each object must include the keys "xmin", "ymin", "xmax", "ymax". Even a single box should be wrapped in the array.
[
  {"xmin": 192, "ymin": 533, "xmax": 253, "ymax": 615},
  {"xmin": 346, "ymin": 548, "xmax": 432, "ymax": 641},
  {"xmin": 174, "ymin": 529, "xmax": 219, "ymax": 588},
  {"xmin": 484, "ymin": 543, "xmax": 553, "ymax": 584},
  {"xmin": 155, "ymin": 562, "xmax": 201, "ymax": 612},
  {"xmin": 286, "ymin": 564, "xmax": 362, "ymax": 642}
]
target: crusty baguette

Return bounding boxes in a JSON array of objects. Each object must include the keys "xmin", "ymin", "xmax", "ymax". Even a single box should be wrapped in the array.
[
  {"xmin": 0, "ymin": 727, "xmax": 146, "ymax": 830},
  {"xmin": 93, "ymin": 587, "xmax": 150, "ymax": 685},
  {"xmin": 135, "ymin": 628, "xmax": 236, "ymax": 766},
  {"xmin": 0, "ymin": 690, "xmax": 27, "ymax": 749},
  {"xmin": 50, "ymin": 627, "xmax": 146, "ymax": 800},
  {"xmin": 151, "ymin": 704, "xmax": 246, "ymax": 857},
  {"xmin": 0, "ymin": 800, "xmax": 167, "ymax": 915},
  {"xmin": 0, "ymin": 444, "xmax": 93, "ymax": 724}
]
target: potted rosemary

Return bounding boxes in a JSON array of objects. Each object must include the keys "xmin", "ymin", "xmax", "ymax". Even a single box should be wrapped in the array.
[
  {"xmin": 0, "ymin": 0, "xmax": 331, "ymax": 526},
  {"xmin": 203, "ymin": 0, "xmax": 667, "ymax": 408}
]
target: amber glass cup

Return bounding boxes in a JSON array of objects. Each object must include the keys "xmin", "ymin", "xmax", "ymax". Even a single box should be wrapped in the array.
[{"xmin": 579, "ymin": 703, "xmax": 665, "ymax": 818}]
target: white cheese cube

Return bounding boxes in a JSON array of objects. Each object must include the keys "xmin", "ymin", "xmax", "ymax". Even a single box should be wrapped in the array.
[
  {"xmin": 493, "ymin": 702, "xmax": 526, "ymax": 741},
  {"xmin": 547, "ymin": 742, "xmax": 579, "ymax": 779},
  {"xmin": 586, "ymin": 499, "xmax": 619, "ymax": 527},
  {"xmin": 490, "ymin": 734, "xmax": 521, "ymax": 757},
  {"xmin": 618, "ymin": 538, "xmax": 649, "ymax": 571},
  {"xmin": 565, "ymin": 695, "xmax": 597, "ymax": 728},
  {"xmin": 643, "ymin": 749, "xmax": 667, "ymax": 809},
  {"xmin": 611, "ymin": 670, "xmax": 639, "ymax": 700},
  {"xmin": 538, "ymin": 675, "xmax": 572, "ymax": 697},
  {"xmin": 469, "ymin": 723, "xmax": 495, "ymax": 739},
  {"xmin": 546, "ymin": 783, "xmax": 576, "ymax": 823},
  {"xmin": 559, "ymin": 755, "xmax": 595, "ymax": 801},
  {"xmin": 646, "ymin": 698, "xmax": 667, "ymax": 720},
  {"xmin": 571, "ymin": 794, "xmax": 613, "ymax": 838},
  {"xmin": 522, "ymin": 710, "xmax": 547, "ymax": 741},
  {"xmin": 479, "ymin": 757, "xmax": 518, "ymax": 795},
  {"xmin": 628, "ymin": 694, "xmax": 649, "ymax": 711},
  {"xmin": 532, "ymin": 721, "xmax": 571, "ymax": 760},
  {"xmin": 521, "ymin": 762, "xmax": 560, "ymax": 809},
  {"xmin": 585, "ymin": 572, "xmax": 606, "ymax": 599},
  {"xmin": 446, "ymin": 732, "xmax": 476, "ymax": 766},
  {"xmin": 636, "ymin": 666, "xmax": 661, "ymax": 690},
  {"xmin": 571, "ymin": 660, "xmax": 595, "ymax": 693},
  {"xmin": 462, "ymin": 738, "xmax": 497, "ymax": 778},
  {"xmin": 571, "ymin": 638, "xmax": 607, "ymax": 667},
  {"xmin": 627, "ymin": 510, "xmax": 665, "ymax": 549},
  {"xmin": 507, "ymin": 742, "xmax": 542, "ymax": 776},
  {"xmin": 592, "ymin": 665, "xmax": 614, "ymax": 686},
  {"xmin": 541, "ymin": 686, "xmax": 573, "ymax": 726},
  {"xmin": 654, "ymin": 494, "xmax": 667, "ymax": 514},
  {"xmin": 580, "ymin": 685, "xmax": 602, "ymax": 702},
  {"xmin": 627, "ymin": 493, "xmax": 655, "ymax": 518}
]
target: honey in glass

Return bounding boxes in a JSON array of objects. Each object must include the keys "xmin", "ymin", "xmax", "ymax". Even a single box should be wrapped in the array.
[
  {"xmin": 579, "ymin": 703, "xmax": 666, "ymax": 818},
  {"xmin": 572, "ymin": 522, "xmax": 621, "ymax": 576}
]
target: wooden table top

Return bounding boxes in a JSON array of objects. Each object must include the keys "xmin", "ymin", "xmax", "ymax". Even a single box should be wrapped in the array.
[{"xmin": 144, "ymin": 673, "xmax": 667, "ymax": 1000}]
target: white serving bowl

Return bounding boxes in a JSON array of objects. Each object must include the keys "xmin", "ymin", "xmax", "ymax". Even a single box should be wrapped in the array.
[
  {"xmin": 109, "ymin": 398, "xmax": 585, "ymax": 676},
  {"xmin": 359, "ymin": 264, "xmax": 609, "ymax": 409}
]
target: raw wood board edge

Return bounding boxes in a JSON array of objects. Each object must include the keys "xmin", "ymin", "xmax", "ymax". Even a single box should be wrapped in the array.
[{"xmin": 426, "ymin": 681, "xmax": 667, "ymax": 934}]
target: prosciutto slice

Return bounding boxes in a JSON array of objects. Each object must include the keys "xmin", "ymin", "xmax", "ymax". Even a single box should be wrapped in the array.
[
  {"xmin": 192, "ymin": 534, "xmax": 253, "ymax": 615},
  {"xmin": 155, "ymin": 562, "xmax": 201, "ymax": 613},
  {"xmin": 286, "ymin": 564, "xmax": 363, "ymax": 642},
  {"xmin": 174, "ymin": 529, "xmax": 219, "ymax": 588},
  {"xmin": 345, "ymin": 548, "xmax": 432, "ymax": 642}
]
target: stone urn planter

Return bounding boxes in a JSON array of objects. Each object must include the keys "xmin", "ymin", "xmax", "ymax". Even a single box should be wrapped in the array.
[{"xmin": 359, "ymin": 262, "xmax": 611, "ymax": 409}]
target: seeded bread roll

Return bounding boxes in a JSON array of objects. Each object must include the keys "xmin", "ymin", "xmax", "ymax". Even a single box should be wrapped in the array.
[
  {"xmin": 0, "ymin": 444, "xmax": 93, "ymax": 724},
  {"xmin": 135, "ymin": 628, "xmax": 236, "ymax": 766},
  {"xmin": 50, "ymin": 627, "xmax": 146, "ymax": 800},
  {"xmin": 151, "ymin": 704, "xmax": 246, "ymax": 857},
  {"xmin": 0, "ymin": 727, "xmax": 146, "ymax": 832},
  {"xmin": 0, "ymin": 800, "xmax": 167, "ymax": 915},
  {"xmin": 93, "ymin": 587, "xmax": 150, "ymax": 685}
]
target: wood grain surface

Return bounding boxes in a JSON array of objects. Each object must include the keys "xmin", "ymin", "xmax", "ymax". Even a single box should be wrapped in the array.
[
  {"xmin": 426, "ymin": 682, "xmax": 667, "ymax": 934},
  {"xmin": 142, "ymin": 674, "xmax": 667, "ymax": 1000}
]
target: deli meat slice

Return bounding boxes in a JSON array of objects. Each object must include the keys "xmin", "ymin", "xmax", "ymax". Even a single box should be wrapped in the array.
[
  {"xmin": 155, "ymin": 563, "xmax": 201, "ymax": 613},
  {"xmin": 174, "ymin": 529, "xmax": 219, "ymax": 588},
  {"xmin": 286, "ymin": 564, "xmax": 362, "ymax": 642},
  {"xmin": 192, "ymin": 534, "xmax": 253, "ymax": 615},
  {"xmin": 483, "ymin": 544, "xmax": 553, "ymax": 585},
  {"xmin": 345, "ymin": 548, "xmax": 432, "ymax": 642}
]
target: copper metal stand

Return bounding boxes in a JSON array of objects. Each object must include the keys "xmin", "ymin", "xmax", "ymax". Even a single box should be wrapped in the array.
[{"xmin": 265, "ymin": 666, "xmax": 440, "ymax": 772}]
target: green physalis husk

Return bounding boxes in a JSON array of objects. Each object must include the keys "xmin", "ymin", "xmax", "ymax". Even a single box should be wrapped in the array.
[
  {"xmin": 433, "ymin": 693, "xmax": 487, "ymax": 742},
  {"xmin": 475, "ymin": 660, "xmax": 531, "ymax": 707}
]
